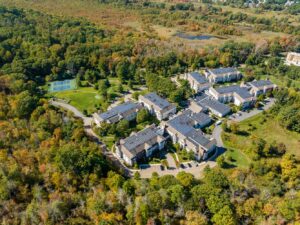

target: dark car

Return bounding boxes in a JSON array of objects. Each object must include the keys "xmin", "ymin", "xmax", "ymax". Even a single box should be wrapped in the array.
[
  {"xmin": 180, "ymin": 164, "xmax": 185, "ymax": 169},
  {"xmin": 160, "ymin": 165, "xmax": 165, "ymax": 171},
  {"xmin": 187, "ymin": 163, "xmax": 192, "ymax": 168}
]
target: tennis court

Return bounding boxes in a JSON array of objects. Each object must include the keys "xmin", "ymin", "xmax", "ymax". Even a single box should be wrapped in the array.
[{"xmin": 49, "ymin": 79, "xmax": 77, "ymax": 92}]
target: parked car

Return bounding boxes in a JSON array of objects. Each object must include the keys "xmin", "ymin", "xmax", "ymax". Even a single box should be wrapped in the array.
[
  {"xmin": 187, "ymin": 163, "xmax": 192, "ymax": 168},
  {"xmin": 160, "ymin": 165, "xmax": 165, "ymax": 171},
  {"xmin": 216, "ymin": 120, "xmax": 222, "ymax": 125},
  {"xmin": 180, "ymin": 164, "xmax": 185, "ymax": 169}
]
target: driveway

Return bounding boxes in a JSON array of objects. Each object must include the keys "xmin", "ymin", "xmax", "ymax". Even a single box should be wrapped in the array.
[
  {"xmin": 108, "ymin": 86, "xmax": 147, "ymax": 109},
  {"xmin": 49, "ymin": 99, "xmax": 94, "ymax": 126},
  {"xmin": 212, "ymin": 125, "xmax": 223, "ymax": 147},
  {"xmin": 49, "ymin": 97, "xmax": 275, "ymax": 179},
  {"xmin": 231, "ymin": 98, "xmax": 275, "ymax": 122}
]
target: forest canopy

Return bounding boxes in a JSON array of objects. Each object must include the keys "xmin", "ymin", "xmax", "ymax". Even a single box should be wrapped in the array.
[{"xmin": 0, "ymin": 4, "xmax": 299, "ymax": 225}]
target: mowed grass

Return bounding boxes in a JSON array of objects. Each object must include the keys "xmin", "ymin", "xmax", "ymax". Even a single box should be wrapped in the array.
[
  {"xmin": 223, "ymin": 113, "xmax": 300, "ymax": 158},
  {"xmin": 49, "ymin": 78, "xmax": 130, "ymax": 113},
  {"xmin": 222, "ymin": 147, "xmax": 251, "ymax": 168},
  {"xmin": 50, "ymin": 87, "xmax": 99, "ymax": 113}
]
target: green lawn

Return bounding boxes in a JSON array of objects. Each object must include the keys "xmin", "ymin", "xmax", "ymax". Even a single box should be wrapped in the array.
[
  {"xmin": 222, "ymin": 113, "xmax": 300, "ymax": 166},
  {"xmin": 222, "ymin": 146, "xmax": 252, "ymax": 168},
  {"xmin": 48, "ymin": 78, "xmax": 133, "ymax": 114},
  {"xmin": 269, "ymin": 76, "xmax": 300, "ymax": 89},
  {"xmin": 102, "ymin": 135, "xmax": 116, "ymax": 150},
  {"xmin": 50, "ymin": 87, "xmax": 100, "ymax": 113}
]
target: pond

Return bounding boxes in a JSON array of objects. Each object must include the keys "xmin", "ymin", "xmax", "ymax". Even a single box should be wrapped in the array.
[{"xmin": 175, "ymin": 32, "xmax": 216, "ymax": 40}]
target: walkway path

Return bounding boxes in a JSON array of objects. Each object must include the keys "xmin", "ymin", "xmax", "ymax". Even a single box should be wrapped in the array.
[{"xmin": 166, "ymin": 153, "xmax": 177, "ymax": 169}]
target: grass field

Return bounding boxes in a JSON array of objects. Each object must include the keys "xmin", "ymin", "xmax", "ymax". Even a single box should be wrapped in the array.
[
  {"xmin": 49, "ymin": 77, "xmax": 133, "ymax": 113},
  {"xmin": 223, "ymin": 113, "xmax": 300, "ymax": 161},
  {"xmin": 0, "ymin": 0, "xmax": 138, "ymax": 28},
  {"xmin": 50, "ymin": 87, "xmax": 99, "ymax": 113},
  {"xmin": 222, "ymin": 146, "xmax": 252, "ymax": 168},
  {"xmin": 269, "ymin": 76, "xmax": 300, "ymax": 89},
  {"xmin": 1, "ymin": 0, "xmax": 294, "ymax": 50}
]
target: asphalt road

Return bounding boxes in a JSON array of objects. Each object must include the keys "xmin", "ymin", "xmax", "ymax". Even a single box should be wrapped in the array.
[
  {"xmin": 49, "ymin": 97, "xmax": 275, "ymax": 179},
  {"xmin": 231, "ymin": 98, "xmax": 275, "ymax": 122},
  {"xmin": 50, "ymin": 99, "xmax": 134, "ymax": 177}
]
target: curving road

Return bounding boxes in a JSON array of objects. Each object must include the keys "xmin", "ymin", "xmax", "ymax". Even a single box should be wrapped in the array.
[
  {"xmin": 49, "ymin": 99, "xmax": 134, "ymax": 177},
  {"xmin": 210, "ymin": 98, "xmax": 276, "ymax": 160},
  {"xmin": 49, "ymin": 97, "xmax": 275, "ymax": 178}
]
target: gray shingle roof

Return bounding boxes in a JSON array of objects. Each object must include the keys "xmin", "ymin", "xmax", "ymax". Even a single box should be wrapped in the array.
[
  {"xmin": 216, "ymin": 85, "xmax": 252, "ymax": 99},
  {"xmin": 186, "ymin": 129, "xmax": 211, "ymax": 148},
  {"xmin": 123, "ymin": 125, "xmax": 161, "ymax": 152},
  {"xmin": 209, "ymin": 67, "xmax": 238, "ymax": 75},
  {"xmin": 194, "ymin": 95, "xmax": 231, "ymax": 116},
  {"xmin": 189, "ymin": 72, "xmax": 208, "ymax": 84},
  {"xmin": 99, "ymin": 102, "xmax": 139, "ymax": 120},
  {"xmin": 167, "ymin": 113, "xmax": 194, "ymax": 136},
  {"xmin": 143, "ymin": 92, "xmax": 171, "ymax": 110},
  {"xmin": 167, "ymin": 109, "xmax": 211, "ymax": 135},
  {"xmin": 182, "ymin": 110, "xmax": 211, "ymax": 125},
  {"xmin": 249, "ymin": 80, "xmax": 273, "ymax": 88}
]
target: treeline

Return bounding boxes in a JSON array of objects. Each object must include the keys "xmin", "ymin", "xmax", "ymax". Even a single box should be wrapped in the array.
[
  {"xmin": 272, "ymin": 88, "xmax": 300, "ymax": 132},
  {"xmin": 208, "ymin": 0, "xmax": 300, "ymax": 14},
  {"xmin": 0, "ymin": 5, "xmax": 299, "ymax": 225},
  {"xmin": 109, "ymin": 1, "xmax": 300, "ymax": 35}
]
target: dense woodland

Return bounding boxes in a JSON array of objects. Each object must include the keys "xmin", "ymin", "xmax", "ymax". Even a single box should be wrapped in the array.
[{"xmin": 0, "ymin": 4, "xmax": 300, "ymax": 225}]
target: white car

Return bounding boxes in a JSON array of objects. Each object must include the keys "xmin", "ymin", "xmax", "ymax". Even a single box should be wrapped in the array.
[{"xmin": 216, "ymin": 120, "xmax": 222, "ymax": 125}]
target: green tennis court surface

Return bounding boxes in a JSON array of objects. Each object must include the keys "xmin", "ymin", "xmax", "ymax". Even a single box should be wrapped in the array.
[{"xmin": 49, "ymin": 79, "xmax": 77, "ymax": 92}]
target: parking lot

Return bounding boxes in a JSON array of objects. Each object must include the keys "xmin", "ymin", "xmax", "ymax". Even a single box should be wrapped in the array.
[
  {"xmin": 138, "ymin": 160, "xmax": 217, "ymax": 179},
  {"xmin": 230, "ymin": 98, "xmax": 275, "ymax": 122}
]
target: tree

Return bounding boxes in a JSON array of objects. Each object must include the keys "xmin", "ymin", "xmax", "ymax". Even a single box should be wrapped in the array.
[
  {"xmin": 116, "ymin": 60, "xmax": 130, "ymax": 84},
  {"xmin": 0, "ymin": 93, "xmax": 10, "ymax": 119},
  {"xmin": 217, "ymin": 155, "xmax": 226, "ymax": 168},
  {"xmin": 222, "ymin": 119, "xmax": 230, "ymax": 132},
  {"xmin": 13, "ymin": 91, "xmax": 38, "ymax": 118},
  {"xmin": 204, "ymin": 168, "xmax": 229, "ymax": 189},
  {"xmin": 176, "ymin": 171, "xmax": 194, "ymax": 187},
  {"xmin": 98, "ymin": 79, "xmax": 110, "ymax": 95},
  {"xmin": 185, "ymin": 211, "xmax": 207, "ymax": 225},
  {"xmin": 212, "ymin": 205, "xmax": 236, "ymax": 225},
  {"xmin": 84, "ymin": 70, "xmax": 100, "ymax": 83},
  {"xmin": 117, "ymin": 83, "xmax": 124, "ymax": 93},
  {"xmin": 146, "ymin": 191, "xmax": 163, "ymax": 213},
  {"xmin": 269, "ymin": 41, "xmax": 282, "ymax": 56},
  {"xmin": 280, "ymin": 154, "xmax": 299, "ymax": 188},
  {"xmin": 116, "ymin": 119, "xmax": 130, "ymax": 137},
  {"xmin": 136, "ymin": 108, "xmax": 150, "ymax": 124},
  {"xmin": 105, "ymin": 171, "xmax": 125, "ymax": 192},
  {"xmin": 230, "ymin": 122, "xmax": 239, "ymax": 134},
  {"xmin": 254, "ymin": 138, "xmax": 266, "ymax": 157},
  {"xmin": 55, "ymin": 143, "xmax": 106, "ymax": 176},
  {"xmin": 168, "ymin": 184, "xmax": 184, "ymax": 204},
  {"xmin": 220, "ymin": 52, "xmax": 233, "ymax": 67},
  {"xmin": 128, "ymin": 80, "xmax": 134, "ymax": 90}
]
